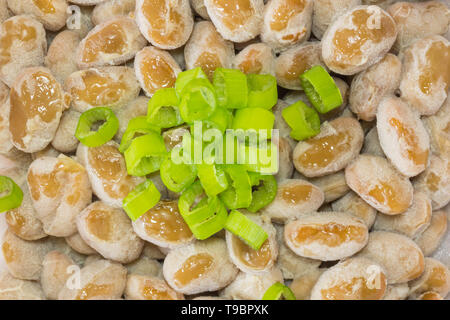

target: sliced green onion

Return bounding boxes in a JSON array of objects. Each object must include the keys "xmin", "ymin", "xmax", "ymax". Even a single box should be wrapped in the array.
[
  {"xmin": 224, "ymin": 210, "xmax": 268, "ymax": 250},
  {"xmin": 188, "ymin": 199, "xmax": 228, "ymax": 240},
  {"xmin": 178, "ymin": 181, "xmax": 228, "ymax": 239},
  {"xmin": 300, "ymin": 65, "xmax": 343, "ymax": 114},
  {"xmin": 203, "ymin": 107, "xmax": 233, "ymax": 134},
  {"xmin": 75, "ymin": 107, "xmax": 119, "ymax": 147},
  {"xmin": 179, "ymin": 78, "xmax": 217, "ymax": 123},
  {"xmin": 175, "ymin": 67, "xmax": 208, "ymax": 97},
  {"xmin": 247, "ymin": 74, "xmax": 278, "ymax": 109},
  {"xmin": 239, "ymin": 141, "xmax": 279, "ymax": 175},
  {"xmin": 247, "ymin": 173, "xmax": 277, "ymax": 213},
  {"xmin": 0, "ymin": 176, "xmax": 23, "ymax": 212},
  {"xmin": 119, "ymin": 116, "xmax": 161, "ymax": 153},
  {"xmin": 147, "ymin": 88, "xmax": 183, "ymax": 128},
  {"xmin": 213, "ymin": 68, "xmax": 248, "ymax": 109},
  {"xmin": 262, "ymin": 282, "xmax": 296, "ymax": 300},
  {"xmin": 160, "ymin": 151, "xmax": 197, "ymax": 193},
  {"xmin": 281, "ymin": 101, "xmax": 320, "ymax": 141},
  {"xmin": 122, "ymin": 179, "xmax": 161, "ymax": 221},
  {"xmin": 231, "ymin": 107, "xmax": 275, "ymax": 138},
  {"xmin": 178, "ymin": 181, "xmax": 218, "ymax": 226},
  {"xmin": 219, "ymin": 166, "xmax": 252, "ymax": 210},
  {"xmin": 197, "ymin": 163, "xmax": 228, "ymax": 197},
  {"xmin": 124, "ymin": 132, "xmax": 167, "ymax": 176}
]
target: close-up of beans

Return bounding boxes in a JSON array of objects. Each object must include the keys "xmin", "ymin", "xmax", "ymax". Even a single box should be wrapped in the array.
[{"xmin": 0, "ymin": 0, "xmax": 448, "ymax": 304}]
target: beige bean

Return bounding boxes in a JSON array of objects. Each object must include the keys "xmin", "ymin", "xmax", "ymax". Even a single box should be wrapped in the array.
[
  {"xmin": 76, "ymin": 141, "xmax": 144, "ymax": 208},
  {"xmin": 0, "ymin": 272, "xmax": 45, "ymax": 300},
  {"xmin": 142, "ymin": 242, "xmax": 166, "ymax": 260},
  {"xmin": 162, "ymin": 125, "xmax": 190, "ymax": 151},
  {"xmin": 163, "ymin": 238, "xmax": 238, "ymax": 295},
  {"xmin": 321, "ymin": 5, "xmax": 397, "ymax": 75},
  {"xmin": 261, "ymin": 0, "xmax": 313, "ymax": 52},
  {"xmin": 282, "ymin": 90, "xmax": 311, "ymax": 106},
  {"xmin": 312, "ymin": 0, "xmax": 361, "ymax": 39},
  {"xmin": 41, "ymin": 251, "xmax": 77, "ymax": 300},
  {"xmin": 233, "ymin": 43, "xmax": 275, "ymax": 76},
  {"xmin": 50, "ymin": 237, "xmax": 87, "ymax": 266},
  {"xmin": 65, "ymin": 66, "xmax": 140, "ymax": 113},
  {"xmin": 0, "ymin": 81, "xmax": 13, "ymax": 154},
  {"xmin": 0, "ymin": 0, "xmax": 12, "ymax": 23},
  {"xmin": 349, "ymin": 54, "xmax": 401, "ymax": 121},
  {"xmin": 274, "ymin": 137, "xmax": 294, "ymax": 182},
  {"xmin": 184, "ymin": 21, "xmax": 234, "ymax": 81},
  {"xmin": 362, "ymin": 127, "xmax": 384, "ymax": 157},
  {"xmin": 1, "ymin": 230, "xmax": 53, "ymax": 280},
  {"xmin": 422, "ymin": 96, "xmax": 450, "ymax": 160},
  {"xmin": 289, "ymin": 269, "xmax": 324, "ymax": 300},
  {"xmin": 293, "ymin": 117, "xmax": 364, "ymax": 178},
  {"xmin": 345, "ymin": 154, "xmax": 414, "ymax": 215},
  {"xmin": 77, "ymin": 201, "xmax": 144, "ymax": 263},
  {"xmin": 310, "ymin": 171, "xmax": 349, "ymax": 203},
  {"xmin": 275, "ymin": 42, "xmax": 326, "ymax": 90},
  {"xmin": 5, "ymin": 182, "xmax": 46, "ymax": 241},
  {"xmin": 0, "ymin": 150, "xmax": 32, "ymax": 186},
  {"xmin": 408, "ymin": 258, "xmax": 450, "ymax": 299},
  {"xmin": 387, "ymin": 1, "xmax": 450, "ymax": 52},
  {"xmin": 226, "ymin": 214, "xmax": 278, "ymax": 273},
  {"xmin": 7, "ymin": 0, "xmax": 68, "ymax": 31},
  {"xmin": 415, "ymin": 291, "xmax": 443, "ymax": 300},
  {"xmin": 0, "ymin": 15, "xmax": 46, "ymax": 87},
  {"xmin": 135, "ymin": 46, "xmax": 181, "ymax": 97},
  {"xmin": 377, "ymin": 96, "xmax": 430, "ymax": 177},
  {"xmin": 204, "ymin": 0, "xmax": 264, "ymax": 43},
  {"xmin": 126, "ymin": 256, "xmax": 162, "ymax": 278},
  {"xmin": 44, "ymin": 30, "xmax": 80, "ymax": 85},
  {"xmin": 52, "ymin": 109, "xmax": 81, "ymax": 153},
  {"xmin": 83, "ymin": 254, "xmax": 103, "ymax": 266},
  {"xmin": 125, "ymin": 274, "xmax": 183, "ymax": 300},
  {"xmin": 311, "ymin": 257, "xmax": 387, "ymax": 300},
  {"xmin": 190, "ymin": 0, "xmax": 209, "ymax": 19},
  {"xmin": 221, "ymin": 267, "xmax": 284, "ymax": 300},
  {"xmin": 383, "ymin": 283, "xmax": 409, "ymax": 300},
  {"xmin": 414, "ymin": 210, "xmax": 448, "ymax": 257},
  {"xmin": 285, "ymin": 211, "xmax": 369, "ymax": 261},
  {"xmin": 114, "ymin": 96, "xmax": 148, "ymax": 142},
  {"xmin": 58, "ymin": 259, "xmax": 127, "ymax": 300},
  {"xmin": 92, "ymin": 0, "xmax": 135, "ymax": 25},
  {"xmin": 357, "ymin": 231, "xmax": 425, "ymax": 284},
  {"xmin": 76, "ymin": 17, "xmax": 147, "ymax": 69},
  {"xmin": 331, "ymin": 191, "xmax": 377, "ymax": 228},
  {"xmin": 31, "ymin": 145, "xmax": 59, "ymax": 160},
  {"xmin": 399, "ymin": 35, "xmax": 449, "ymax": 115},
  {"xmin": 374, "ymin": 191, "xmax": 432, "ymax": 238},
  {"xmin": 27, "ymin": 155, "xmax": 92, "ymax": 237},
  {"xmin": 275, "ymin": 224, "xmax": 321, "ymax": 280},
  {"xmin": 65, "ymin": 232, "xmax": 96, "ymax": 256},
  {"xmin": 135, "ymin": 0, "xmax": 193, "ymax": 50},
  {"xmin": 8, "ymin": 67, "xmax": 70, "ymax": 153},
  {"xmin": 413, "ymin": 155, "xmax": 450, "ymax": 210},
  {"xmin": 262, "ymin": 179, "xmax": 324, "ymax": 223},
  {"xmin": 132, "ymin": 200, "xmax": 194, "ymax": 249}
]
